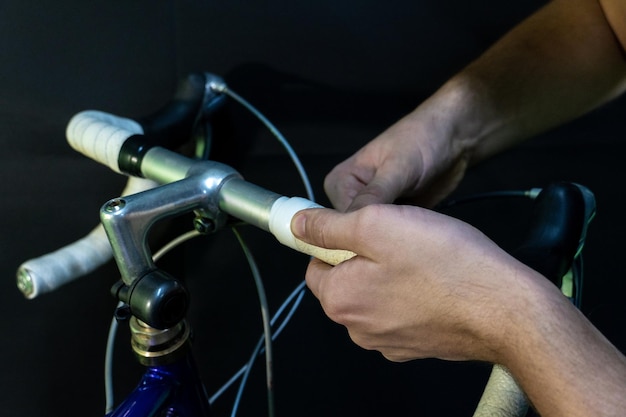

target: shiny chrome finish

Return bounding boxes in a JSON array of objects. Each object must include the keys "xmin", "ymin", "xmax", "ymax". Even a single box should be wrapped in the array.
[
  {"xmin": 100, "ymin": 170, "xmax": 231, "ymax": 286},
  {"xmin": 218, "ymin": 177, "xmax": 281, "ymax": 231},
  {"xmin": 101, "ymin": 154, "xmax": 283, "ymax": 287},
  {"xmin": 140, "ymin": 147, "xmax": 195, "ymax": 185},
  {"xmin": 130, "ymin": 317, "xmax": 190, "ymax": 364}
]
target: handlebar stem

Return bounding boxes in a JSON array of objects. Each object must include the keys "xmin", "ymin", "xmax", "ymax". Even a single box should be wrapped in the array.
[
  {"xmin": 101, "ymin": 153, "xmax": 285, "ymax": 328},
  {"xmin": 102, "ymin": 157, "xmax": 238, "ymax": 285}
]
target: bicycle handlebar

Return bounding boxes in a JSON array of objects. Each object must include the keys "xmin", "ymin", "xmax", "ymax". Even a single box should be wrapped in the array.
[
  {"xmin": 18, "ymin": 73, "xmax": 355, "ymax": 301},
  {"xmin": 18, "ymin": 71, "xmax": 222, "ymax": 299},
  {"xmin": 512, "ymin": 182, "xmax": 592, "ymax": 286},
  {"xmin": 64, "ymin": 102, "xmax": 355, "ymax": 329},
  {"xmin": 66, "ymin": 110, "xmax": 143, "ymax": 174},
  {"xmin": 16, "ymin": 176, "xmax": 158, "ymax": 299},
  {"xmin": 66, "ymin": 108, "xmax": 355, "ymax": 279},
  {"xmin": 67, "ymin": 73, "xmax": 225, "ymax": 177}
]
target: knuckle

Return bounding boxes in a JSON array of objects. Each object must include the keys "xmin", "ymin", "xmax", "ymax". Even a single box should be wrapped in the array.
[
  {"xmin": 350, "ymin": 204, "xmax": 385, "ymax": 242},
  {"xmin": 381, "ymin": 352, "xmax": 408, "ymax": 363},
  {"xmin": 347, "ymin": 328, "xmax": 376, "ymax": 351},
  {"xmin": 320, "ymin": 295, "xmax": 347, "ymax": 323}
]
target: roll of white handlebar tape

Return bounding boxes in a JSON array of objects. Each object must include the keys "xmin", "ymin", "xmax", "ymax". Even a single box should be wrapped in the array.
[
  {"xmin": 268, "ymin": 197, "xmax": 356, "ymax": 265},
  {"xmin": 472, "ymin": 364, "xmax": 528, "ymax": 417},
  {"xmin": 66, "ymin": 110, "xmax": 144, "ymax": 173}
]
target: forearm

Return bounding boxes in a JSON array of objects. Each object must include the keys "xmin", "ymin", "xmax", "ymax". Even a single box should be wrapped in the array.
[
  {"xmin": 496, "ymin": 269, "xmax": 626, "ymax": 416},
  {"xmin": 419, "ymin": 0, "xmax": 626, "ymax": 164},
  {"xmin": 293, "ymin": 204, "xmax": 626, "ymax": 415}
]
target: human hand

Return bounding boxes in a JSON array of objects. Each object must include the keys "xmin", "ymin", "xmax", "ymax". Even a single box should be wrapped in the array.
[
  {"xmin": 324, "ymin": 106, "xmax": 471, "ymax": 211},
  {"xmin": 291, "ymin": 204, "xmax": 542, "ymax": 363}
]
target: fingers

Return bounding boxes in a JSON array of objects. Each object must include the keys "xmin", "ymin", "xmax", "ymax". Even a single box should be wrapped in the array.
[
  {"xmin": 345, "ymin": 176, "xmax": 403, "ymax": 211},
  {"xmin": 291, "ymin": 207, "xmax": 368, "ymax": 300},
  {"xmin": 323, "ymin": 169, "xmax": 363, "ymax": 212},
  {"xmin": 302, "ymin": 257, "xmax": 332, "ymax": 301},
  {"xmin": 291, "ymin": 208, "xmax": 358, "ymax": 253},
  {"xmin": 324, "ymin": 169, "xmax": 405, "ymax": 212},
  {"xmin": 324, "ymin": 143, "xmax": 415, "ymax": 212}
]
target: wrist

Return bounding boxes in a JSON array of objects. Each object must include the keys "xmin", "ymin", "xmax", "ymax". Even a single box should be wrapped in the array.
[
  {"xmin": 486, "ymin": 267, "xmax": 566, "ymax": 366},
  {"xmin": 413, "ymin": 69, "xmax": 529, "ymax": 171},
  {"xmin": 483, "ymin": 263, "xmax": 626, "ymax": 416},
  {"xmin": 435, "ymin": 74, "xmax": 506, "ymax": 164},
  {"xmin": 408, "ymin": 75, "xmax": 496, "ymax": 171}
]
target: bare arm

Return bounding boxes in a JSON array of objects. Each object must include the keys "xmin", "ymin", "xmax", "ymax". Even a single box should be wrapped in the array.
[
  {"xmin": 457, "ymin": 0, "xmax": 626, "ymax": 160},
  {"xmin": 308, "ymin": 2, "xmax": 626, "ymax": 415},
  {"xmin": 502, "ymin": 269, "xmax": 626, "ymax": 417},
  {"xmin": 291, "ymin": 206, "xmax": 626, "ymax": 416},
  {"xmin": 325, "ymin": 0, "xmax": 626, "ymax": 210}
]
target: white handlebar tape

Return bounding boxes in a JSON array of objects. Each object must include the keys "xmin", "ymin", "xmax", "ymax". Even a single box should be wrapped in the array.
[
  {"xmin": 472, "ymin": 365, "xmax": 529, "ymax": 417},
  {"xmin": 268, "ymin": 197, "xmax": 356, "ymax": 266},
  {"xmin": 17, "ymin": 226, "xmax": 112, "ymax": 299},
  {"xmin": 66, "ymin": 110, "xmax": 144, "ymax": 173},
  {"xmin": 17, "ymin": 176, "xmax": 159, "ymax": 299}
]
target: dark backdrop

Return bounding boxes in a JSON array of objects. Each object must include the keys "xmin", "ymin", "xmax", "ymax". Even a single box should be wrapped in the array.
[{"xmin": 1, "ymin": 1, "xmax": 625, "ymax": 416}]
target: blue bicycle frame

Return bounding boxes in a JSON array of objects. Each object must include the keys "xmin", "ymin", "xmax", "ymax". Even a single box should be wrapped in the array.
[{"xmin": 106, "ymin": 317, "xmax": 211, "ymax": 417}]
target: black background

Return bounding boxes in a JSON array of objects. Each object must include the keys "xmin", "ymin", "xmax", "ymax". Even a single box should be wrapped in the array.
[{"xmin": 1, "ymin": 1, "xmax": 625, "ymax": 416}]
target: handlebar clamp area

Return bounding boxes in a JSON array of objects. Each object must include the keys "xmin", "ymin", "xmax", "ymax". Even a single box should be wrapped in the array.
[
  {"xmin": 112, "ymin": 270, "xmax": 188, "ymax": 330},
  {"xmin": 101, "ymin": 160, "xmax": 244, "ymax": 329}
]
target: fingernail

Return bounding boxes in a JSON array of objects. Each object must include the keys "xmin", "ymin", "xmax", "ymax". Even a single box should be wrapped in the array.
[{"xmin": 291, "ymin": 211, "xmax": 306, "ymax": 238}]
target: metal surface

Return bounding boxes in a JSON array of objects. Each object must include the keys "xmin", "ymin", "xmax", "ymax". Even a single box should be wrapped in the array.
[
  {"xmin": 102, "ymin": 154, "xmax": 283, "ymax": 287},
  {"xmin": 130, "ymin": 318, "xmax": 191, "ymax": 361},
  {"xmin": 218, "ymin": 177, "xmax": 281, "ymax": 231}
]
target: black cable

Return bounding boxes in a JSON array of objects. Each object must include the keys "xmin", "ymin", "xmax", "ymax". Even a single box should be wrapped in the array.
[{"xmin": 436, "ymin": 190, "xmax": 537, "ymax": 210}]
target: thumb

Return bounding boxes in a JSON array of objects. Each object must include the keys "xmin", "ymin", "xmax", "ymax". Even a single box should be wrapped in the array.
[{"xmin": 291, "ymin": 208, "xmax": 357, "ymax": 253}]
